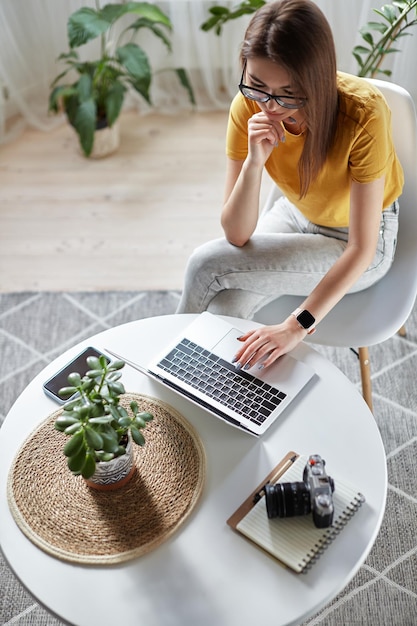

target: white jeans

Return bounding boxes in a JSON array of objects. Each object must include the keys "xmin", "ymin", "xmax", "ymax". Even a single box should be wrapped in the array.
[{"xmin": 176, "ymin": 196, "xmax": 399, "ymax": 319}]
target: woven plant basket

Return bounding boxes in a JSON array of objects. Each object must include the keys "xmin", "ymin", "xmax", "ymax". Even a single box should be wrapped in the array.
[
  {"xmin": 89, "ymin": 122, "xmax": 120, "ymax": 158},
  {"xmin": 7, "ymin": 393, "xmax": 206, "ymax": 565},
  {"xmin": 73, "ymin": 121, "xmax": 120, "ymax": 159}
]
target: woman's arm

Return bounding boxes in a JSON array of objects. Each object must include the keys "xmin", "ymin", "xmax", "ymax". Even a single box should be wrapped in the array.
[
  {"xmin": 221, "ymin": 111, "xmax": 284, "ymax": 247},
  {"xmin": 234, "ymin": 175, "xmax": 386, "ymax": 369}
]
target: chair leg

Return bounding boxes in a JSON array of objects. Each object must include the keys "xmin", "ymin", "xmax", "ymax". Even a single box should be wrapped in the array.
[
  {"xmin": 398, "ymin": 324, "xmax": 407, "ymax": 337},
  {"xmin": 358, "ymin": 347, "xmax": 373, "ymax": 412}
]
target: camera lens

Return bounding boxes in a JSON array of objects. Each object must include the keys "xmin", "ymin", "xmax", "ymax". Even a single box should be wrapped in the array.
[{"xmin": 265, "ymin": 482, "xmax": 311, "ymax": 519}]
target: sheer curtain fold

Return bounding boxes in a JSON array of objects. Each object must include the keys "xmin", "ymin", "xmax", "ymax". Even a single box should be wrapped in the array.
[
  {"xmin": 1, "ymin": 0, "xmax": 416, "ymax": 143},
  {"xmin": 0, "ymin": 0, "xmax": 94, "ymax": 142}
]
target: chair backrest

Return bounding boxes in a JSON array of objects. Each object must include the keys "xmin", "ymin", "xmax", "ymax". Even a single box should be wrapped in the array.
[
  {"xmin": 255, "ymin": 79, "xmax": 417, "ymax": 348},
  {"xmin": 373, "ymin": 79, "xmax": 417, "ymax": 256}
]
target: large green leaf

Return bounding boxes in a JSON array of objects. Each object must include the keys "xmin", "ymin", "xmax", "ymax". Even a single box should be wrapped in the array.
[
  {"xmin": 365, "ymin": 20, "xmax": 390, "ymax": 33},
  {"xmin": 100, "ymin": 3, "xmax": 133, "ymax": 24},
  {"xmin": 105, "ymin": 81, "xmax": 126, "ymax": 127},
  {"xmin": 48, "ymin": 85, "xmax": 77, "ymax": 112},
  {"xmin": 85, "ymin": 427, "xmax": 104, "ymax": 450},
  {"xmin": 128, "ymin": 18, "xmax": 172, "ymax": 51},
  {"xmin": 174, "ymin": 68, "xmax": 196, "ymax": 106},
  {"xmin": 374, "ymin": 5, "xmax": 398, "ymax": 22},
  {"xmin": 67, "ymin": 446, "xmax": 88, "ymax": 474},
  {"xmin": 130, "ymin": 426, "xmax": 145, "ymax": 446},
  {"xmin": 117, "ymin": 43, "xmax": 151, "ymax": 101},
  {"xmin": 117, "ymin": 43, "xmax": 150, "ymax": 80},
  {"xmin": 68, "ymin": 8, "xmax": 111, "ymax": 48},
  {"xmin": 67, "ymin": 2, "xmax": 172, "ymax": 50},
  {"xmin": 201, "ymin": 0, "xmax": 265, "ymax": 34},
  {"xmin": 81, "ymin": 452, "xmax": 97, "ymax": 479},
  {"xmin": 76, "ymin": 73, "xmax": 93, "ymax": 103},
  {"xmin": 107, "ymin": 381, "xmax": 126, "ymax": 395},
  {"xmin": 361, "ymin": 31, "xmax": 375, "ymax": 45},
  {"xmin": 100, "ymin": 431, "xmax": 120, "ymax": 454},
  {"xmin": 55, "ymin": 415, "xmax": 81, "ymax": 431},
  {"xmin": 73, "ymin": 99, "xmax": 97, "ymax": 156},
  {"xmin": 102, "ymin": 2, "xmax": 171, "ymax": 27},
  {"xmin": 127, "ymin": 78, "xmax": 151, "ymax": 104},
  {"xmin": 89, "ymin": 416, "xmax": 113, "ymax": 425},
  {"xmin": 63, "ymin": 431, "xmax": 85, "ymax": 457},
  {"xmin": 61, "ymin": 92, "xmax": 78, "ymax": 126}
]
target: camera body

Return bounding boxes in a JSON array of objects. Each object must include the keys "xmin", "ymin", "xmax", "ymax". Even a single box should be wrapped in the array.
[{"xmin": 265, "ymin": 454, "xmax": 335, "ymax": 528}]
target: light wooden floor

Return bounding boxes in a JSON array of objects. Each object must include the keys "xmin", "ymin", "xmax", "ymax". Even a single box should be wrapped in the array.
[{"xmin": 1, "ymin": 110, "xmax": 234, "ymax": 292}]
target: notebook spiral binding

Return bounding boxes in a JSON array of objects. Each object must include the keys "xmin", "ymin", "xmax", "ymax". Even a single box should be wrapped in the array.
[{"xmin": 299, "ymin": 493, "xmax": 366, "ymax": 572}]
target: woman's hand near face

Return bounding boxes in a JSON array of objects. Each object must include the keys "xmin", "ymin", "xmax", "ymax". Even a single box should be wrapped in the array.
[{"xmin": 246, "ymin": 112, "xmax": 284, "ymax": 166}]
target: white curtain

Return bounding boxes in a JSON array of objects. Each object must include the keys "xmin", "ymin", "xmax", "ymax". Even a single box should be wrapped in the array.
[{"xmin": 0, "ymin": 0, "xmax": 416, "ymax": 143}]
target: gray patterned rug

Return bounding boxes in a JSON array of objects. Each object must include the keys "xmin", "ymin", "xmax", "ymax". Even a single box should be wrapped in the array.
[{"xmin": 0, "ymin": 291, "xmax": 416, "ymax": 626}]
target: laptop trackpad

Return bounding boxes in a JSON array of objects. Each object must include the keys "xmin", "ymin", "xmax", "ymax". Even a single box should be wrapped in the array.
[{"xmin": 211, "ymin": 328, "xmax": 243, "ymax": 362}]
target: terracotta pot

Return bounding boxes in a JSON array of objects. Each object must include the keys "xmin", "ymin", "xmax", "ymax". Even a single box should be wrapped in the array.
[{"xmin": 84, "ymin": 436, "xmax": 135, "ymax": 491}]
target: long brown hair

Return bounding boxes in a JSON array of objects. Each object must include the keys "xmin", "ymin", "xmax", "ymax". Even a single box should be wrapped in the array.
[{"xmin": 240, "ymin": 0, "xmax": 338, "ymax": 197}]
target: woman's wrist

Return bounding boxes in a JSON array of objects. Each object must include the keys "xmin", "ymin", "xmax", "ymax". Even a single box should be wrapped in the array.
[{"xmin": 285, "ymin": 314, "xmax": 308, "ymax": 337}]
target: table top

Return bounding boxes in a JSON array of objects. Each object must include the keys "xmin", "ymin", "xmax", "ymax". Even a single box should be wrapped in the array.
[{"xmin": 0, "ymin": 314, "xmax": 387, "ymax": 626}]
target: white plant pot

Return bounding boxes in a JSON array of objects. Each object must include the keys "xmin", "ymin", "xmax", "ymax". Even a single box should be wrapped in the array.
[
  {"xmin": 84, "ymin": 436, "xmax": 135, "ymax": 491},
  {"xmin": 89, "ymin": 122, "xmax": 120, "ymax": 159}
]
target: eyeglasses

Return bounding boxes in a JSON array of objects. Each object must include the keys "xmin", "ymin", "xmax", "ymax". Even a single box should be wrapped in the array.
[{"xmin": 239, "ymin": 63, "xmax": 307, "ymax": 110}]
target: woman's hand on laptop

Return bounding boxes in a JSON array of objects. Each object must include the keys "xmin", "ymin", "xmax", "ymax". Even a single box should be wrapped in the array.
[{"xmin": 233, "ymin": 318, "xmax": 306, "ymax": 370}]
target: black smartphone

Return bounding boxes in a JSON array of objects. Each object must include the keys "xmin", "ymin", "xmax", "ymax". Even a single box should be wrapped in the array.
[{"xmin": 43, "ymin": 346, "xmax": 109, "ymax": 404}]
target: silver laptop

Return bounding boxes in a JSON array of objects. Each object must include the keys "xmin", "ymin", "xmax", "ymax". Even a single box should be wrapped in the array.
[{"xmin": 107, "ymin": 312, "xmax": 315, "ymax": 436}]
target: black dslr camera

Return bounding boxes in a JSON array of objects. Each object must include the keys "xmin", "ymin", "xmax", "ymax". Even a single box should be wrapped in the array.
[{"xmin": 264, "ymin": 455, "xmax": 335, "ymax": 528}]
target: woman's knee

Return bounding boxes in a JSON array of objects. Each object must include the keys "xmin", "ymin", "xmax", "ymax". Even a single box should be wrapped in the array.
[{"xmin": 185, "ymin": 238, "xmax": 236, "ymax": 277}]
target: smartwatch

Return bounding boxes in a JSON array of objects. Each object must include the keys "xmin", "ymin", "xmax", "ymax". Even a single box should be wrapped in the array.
[{"xmin": 291, "ymin": 308, "xmax": 316, "ymax": 334}]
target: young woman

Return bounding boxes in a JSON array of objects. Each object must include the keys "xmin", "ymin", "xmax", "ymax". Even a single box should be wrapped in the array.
[{"xmin": 176, "ymin": 0, "xmax": 403, "ymax": 371}]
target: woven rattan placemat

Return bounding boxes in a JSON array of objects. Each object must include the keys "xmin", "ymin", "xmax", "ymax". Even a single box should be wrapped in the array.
[{"xmin": 7, "ymin": 393, "xmax": 206, "ymax": 565}]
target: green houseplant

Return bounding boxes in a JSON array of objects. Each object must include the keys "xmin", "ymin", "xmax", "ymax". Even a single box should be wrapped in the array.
[
  {"xmin": 49, "ymin": 1, "xmax": 195, "ymax": 156},
  {"xmin": 353, "ymin": 0, "xmax": 417, "ymax": 77},
  {"xmin": 54, "ymin": 352, "xmax": 153, "ymax": 481},
  {"xmin": 201, "ymin": 0, "xmax": 417, "ymax": 78}
]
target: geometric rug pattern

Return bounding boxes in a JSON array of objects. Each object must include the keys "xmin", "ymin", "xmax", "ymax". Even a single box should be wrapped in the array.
[{"xmin": 0, "ymin": 292, "xmax": 416, "ymax": 625}]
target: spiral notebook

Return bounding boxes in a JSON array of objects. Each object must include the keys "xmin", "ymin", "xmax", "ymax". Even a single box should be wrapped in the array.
[{"xmin": 227, "ymin": 452, "xmax": 365, "ymax": 574}]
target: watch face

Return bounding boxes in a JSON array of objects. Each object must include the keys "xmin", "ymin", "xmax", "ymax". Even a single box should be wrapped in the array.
[{"xmin": 297, "ymin": 309, "xmax": 315, "ymax": 329}]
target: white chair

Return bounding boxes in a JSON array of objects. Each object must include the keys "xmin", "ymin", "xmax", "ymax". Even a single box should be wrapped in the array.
[{"xmin": 254, "ymin": 79, "xmax": 417, "ymax": 411}]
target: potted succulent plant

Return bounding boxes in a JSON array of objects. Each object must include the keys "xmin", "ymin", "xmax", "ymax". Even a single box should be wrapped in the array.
[
  {"xmin": 49, "ymin": 1, "xmax": 195, "ymax": 157},
  {"xmin": 54, "ymin": 352, "xmax": 153, "ymax": 487}
]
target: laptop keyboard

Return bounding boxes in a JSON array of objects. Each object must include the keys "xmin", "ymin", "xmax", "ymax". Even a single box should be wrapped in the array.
[{"xmin": 157, "ymin": 338, "xmax": 287, "ymax": 426}]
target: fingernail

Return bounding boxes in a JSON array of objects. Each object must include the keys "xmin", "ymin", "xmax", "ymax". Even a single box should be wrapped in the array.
[
  {"xmin": 258, "ymin": 364, "xmax": 264, "ymax": 371},
  {"xmin": 237, "ymin": 336, "xmax": 244, "ymax": 341},
  {"xmin": 235, "ymin": 363, "xmax": 242, "ymax": 371},
  {"xmin": 232, "ymin": 355, "xmax": 238, "ymax": 363},
  {"xmin": 243, "ymin": 363, "xmax": 251, "ymax": 371}
]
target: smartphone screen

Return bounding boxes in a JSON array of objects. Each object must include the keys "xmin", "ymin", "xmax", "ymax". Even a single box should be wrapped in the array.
[{"xmin": 43, "ymin": 346, "xmax": 109, "ymax": 404}]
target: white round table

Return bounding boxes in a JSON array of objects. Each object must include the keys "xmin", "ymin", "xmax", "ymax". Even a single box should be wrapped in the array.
[{"xmin": 0, "ymin": 315, "xmax": 387, "ymax": 626}]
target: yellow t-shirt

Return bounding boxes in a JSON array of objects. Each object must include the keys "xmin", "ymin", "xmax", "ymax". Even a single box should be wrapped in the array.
[{"xmin": 226, "ymin": 72, "xmax": 404, "ymax": 227}]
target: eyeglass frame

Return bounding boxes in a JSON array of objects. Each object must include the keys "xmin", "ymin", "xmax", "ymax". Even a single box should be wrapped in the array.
[{"xmin": 238, "ymin": 61, "xmax": 307, "ymax": 110}]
